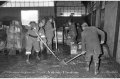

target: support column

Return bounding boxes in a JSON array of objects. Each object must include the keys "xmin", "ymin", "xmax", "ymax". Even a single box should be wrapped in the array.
[
  {"xmin": 95, "ymin": 1, "xmax": 101, "ymax": 28},
  {"xmin": 115, "ymin": 2, "xmax": 120, "ymax": 63},
  {"xmin": 104, "ymin": 1, "xmax": 118, "ymax": 57}
]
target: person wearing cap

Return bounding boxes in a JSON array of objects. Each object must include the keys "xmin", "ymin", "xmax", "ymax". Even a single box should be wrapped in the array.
[
  {"xmin": 38, "ymin": 18, "xmax": 47, "ymax": 60},
  {"xmin": 81, "ymin": 22, "xmax": 105, "ymax": 75},
  {"xmin": 25, "ymin": 21, "xmax": 40, "ymax": 64},
  {"xmin": 14, "ymin": 21, "xmax": 22, "ymax": 52},
  {"xmin": 44, "ymin": 17, "xmax": 55, "ymax": 55},
  {"xmin": 67, "ymin": 20, "xmax": 77, "ymax": 44},
  {"xmin": 76, "ymin": 23, "xmax": 82, "ymax": 43}
]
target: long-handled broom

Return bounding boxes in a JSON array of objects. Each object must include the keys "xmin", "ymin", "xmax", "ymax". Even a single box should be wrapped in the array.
[
  {"xmin": 60, "ymin": 51, "xmax": 86, "ymax": 65},
  {"xmin": 33, "ymin": 28, "xmax": 61, "ymax": 61},
  {"xmin": 53, "ymin": 20, "xmax": 58, "ymax": 51}
]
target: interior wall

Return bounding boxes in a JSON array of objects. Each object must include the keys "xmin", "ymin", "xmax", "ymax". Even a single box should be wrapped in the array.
[
  {"xmin": 56, "ymin": 16, "xmax": 86, "ymax": 28},
  {"xmin": 115, "ymin": 2, "xmax": 120, "ymax": 64},
  {"xmin": 0, "ymin": 7, "xmax": 54, "ymax": 25},
  {"xmin": 95, "ymin": 2, "xmax": 101, "ymax": 28},
  {"xmin": 116, "ymin": 20, "xmax": 120, "ymax": 63},
  {"xmin": 100, "ymin": 9, "xmax": 105, "ymax": 29},
  {"xmin": 104, "ymin": 2, "xmax": 118, "ymax": 57}
]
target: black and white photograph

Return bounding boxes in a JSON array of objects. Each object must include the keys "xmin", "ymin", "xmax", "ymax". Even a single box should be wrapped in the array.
[{"xmin": 0, "ymin": 0, "xmax": 119, "ymax": 78}]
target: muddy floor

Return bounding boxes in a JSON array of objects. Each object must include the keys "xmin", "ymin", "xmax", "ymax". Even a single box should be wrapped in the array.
[{"xmin": 0, "ymin": 44, "xmax": 120, "ymax": 78}]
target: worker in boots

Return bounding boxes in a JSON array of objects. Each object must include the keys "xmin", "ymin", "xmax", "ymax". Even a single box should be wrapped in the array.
[
  {"xmin": 25, "ymin": 21, "xmax": 40, "ymax": 64},
  {"xmin": 44, "ymin": 17, "xmax": 55, "ymax": 56},
  {"xmin": 38, "ymin": 18, "xmax": 47, "ymax": 60},
  {"xmin": 67, "ymin": 20, "xmax": 77, "ymax": 48},
  {"xmin": 81, "ymin": 22, "xmax": 105, "ymax": 75}
]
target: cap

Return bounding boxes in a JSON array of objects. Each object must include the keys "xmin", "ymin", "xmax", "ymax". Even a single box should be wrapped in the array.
[{"xmin": 81, "ymin": 22, "xmax": 88, "ymax": 27}]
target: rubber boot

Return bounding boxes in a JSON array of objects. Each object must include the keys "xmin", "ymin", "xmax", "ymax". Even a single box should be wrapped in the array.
[
  {"xmin": 40, "ymin": 51, "xmax": 45, "ymax": 60},
  {"xmin": 86, "ymin": 61, "xmax": 90, "ymax": 72},
  {"xmin": 36, "ymin": 52, "xmax": 40, "ymax": 60},
  {"xmin": 26, "ymin": 54, "xmax": 30, "ymax": 64},
  {"xmin": 95, "ymin": 63, "xmax": 99, "ymax": 75},
  {"xmin": 44, "ymin": 49, "xmax": 48, "ymax": 60},
  {"xmin": 47, "ymin": 44, "xmax": 52, "ymax": 55}
]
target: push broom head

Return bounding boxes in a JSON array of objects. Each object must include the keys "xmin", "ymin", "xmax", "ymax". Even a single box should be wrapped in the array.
[{"xmin": 59, "ymin": 59, "xmax": 67, "ymax": 66}]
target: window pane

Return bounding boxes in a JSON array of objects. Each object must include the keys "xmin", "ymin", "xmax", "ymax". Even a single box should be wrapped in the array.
[
  {"xmin": 29, "ymin": 2, "xmax": 34, "ymax": 7},
  {"xmin": 1, "ymin": 1, "xmax": 54, "ymax": 7},
  {"xmin": 20, "ymin": 2, "xmax": 25, "ymax": 7},
  {"xmin": 24, "ymin": 2, "xmax": 29, "ymax": 7},
  {"xmin": 34, "ymin": 2, "xmax": 39, "ymax": 7},
  {"xmin": 49, "ymin": 1, "xmax": 54, "ymax": 6},
  {"xmin": 44, "ymin": 2, "xmax": 48, "ymax": 6},
  {"xmin": 6, "ymin": 2, "xmax": 11, "ymax": 7},
  {"xmin": 57, "ymin": 7, "xmax": 61, "ymax": 11},
  {"xmin": 71, "ymin": 7, "xmax": 74, "ymax": 10},
  {"xmin": 39, "ymin": 2, "xmax": 44, "ymax": 7},
  {"xmin": 2, "ymin": 2, "xmax": 7, "ymax": 7},
  {"xmin": 16, "ymin": 2, "xmax": 21, "ymax": 7},
  {"xmin": 11, "ymin": 2, "xmax": 15, "ymax": 7}
]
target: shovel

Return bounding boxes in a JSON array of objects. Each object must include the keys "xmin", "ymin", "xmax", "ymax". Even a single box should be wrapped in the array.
[{"xmin": 59, "ymin": 51, "xmax": 86, "ymax": 65}]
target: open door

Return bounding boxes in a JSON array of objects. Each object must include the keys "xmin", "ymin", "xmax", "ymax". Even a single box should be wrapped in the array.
[{"xmin": 21, "ymin": 10, "xmax": 38, "ymax": 26}]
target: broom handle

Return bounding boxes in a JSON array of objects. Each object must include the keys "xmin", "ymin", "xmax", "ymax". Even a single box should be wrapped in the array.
[
  {"xmin": 34, "ymin": 29, "xmax": 60, "ymax": 61},
  {"xmin": 66, "ymin": 51, "xmax": 86, "ymax": 63},
  {"xmin": 53, "ymin": 21, "xmax": 57, "ymax": 50}
]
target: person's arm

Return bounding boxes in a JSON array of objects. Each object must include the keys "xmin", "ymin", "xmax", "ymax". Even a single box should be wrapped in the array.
[
  {"xmin": 26, "ymin": 30, "xmax": 30, "ymax": 40},
  {"xmin": 96, "ymin": 28, "xmax": 105, "ymax": 44}
]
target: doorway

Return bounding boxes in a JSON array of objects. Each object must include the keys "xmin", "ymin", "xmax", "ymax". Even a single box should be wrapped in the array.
[{"xmin": 21, "ymin": 10, "xmax": 38, "ymax": 26}]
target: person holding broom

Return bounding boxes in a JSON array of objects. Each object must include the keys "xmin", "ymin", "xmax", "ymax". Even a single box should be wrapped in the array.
[
  {"xmin": 44, "ymin": 17, "xmax": 56, "ymax": 56},
  {"xmin": 81, "ymin": 22, "xmax": 105, "ymax": 75},
  {"xmin": 38, "ymin": 18, "xmax": 48, "ymax": 60},
  {"xmin": 25, "ymin": 21, "xmax": 40, "ymax": 64}
]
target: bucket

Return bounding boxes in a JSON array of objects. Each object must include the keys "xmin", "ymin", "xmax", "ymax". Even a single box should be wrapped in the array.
[
  {"xmin": 78, "ymin": 42, "xmax": 82, "ymax": 49},
  {"xmin": 70, "ymin": 43, "xmax": 77, "ymax": 55}
]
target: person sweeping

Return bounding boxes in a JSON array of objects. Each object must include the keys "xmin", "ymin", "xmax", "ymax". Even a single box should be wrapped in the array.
[
  {"xmin": 81, "ymin": 22, "xmax": 105, "ymax": 75},
  {"xmin": 25, "ymin": 21, "xmax": 40, "ymax": 64}
]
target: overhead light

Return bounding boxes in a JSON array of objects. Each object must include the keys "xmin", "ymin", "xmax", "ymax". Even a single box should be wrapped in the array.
[
  {"xmin": 74, "ymin": 14, "xmax": 82, "ymax": 16},
  {"xmin": 61, "ymin": 12, "xmax": 82, "ymax": 17}
]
